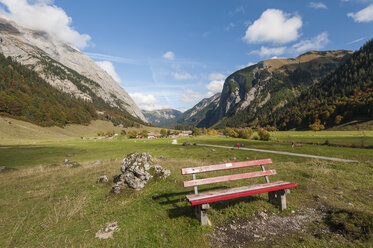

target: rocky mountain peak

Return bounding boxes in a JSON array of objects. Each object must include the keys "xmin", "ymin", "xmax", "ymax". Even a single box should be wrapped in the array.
[{"xmin": 0, "ymin": 17, "xmax": 146, "ymax": 122}]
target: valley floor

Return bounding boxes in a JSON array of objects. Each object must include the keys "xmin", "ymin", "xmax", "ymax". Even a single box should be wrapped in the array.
[{"xmin": 0, "ymin": 131, "xmax": 372, "ymax": 247}]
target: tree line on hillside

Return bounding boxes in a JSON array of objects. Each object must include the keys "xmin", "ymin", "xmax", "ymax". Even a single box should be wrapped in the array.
[
  {"xmin": 262, "ymin": 39, "xmax": 373, "ymax": 130},
  {"xmin": 0, "ymin": 54, "xmax": 145, "ymax": 127},
  {"xmin": 212, "ymin": 41, "xmax": 372, "ymax": 130}
]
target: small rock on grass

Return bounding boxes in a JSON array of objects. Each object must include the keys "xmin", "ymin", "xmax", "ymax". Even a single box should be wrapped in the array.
[
  {"xmin": 0, "ymin": 166, "xmax": 16, "ymax": 173},
  {"xmin": 62, "ymin": 160, "xmax": 80, "ymax": 168},
  {"xmin": 93, "ymin": 160, "xmax": 103, "ymax": 165},
  {"xmin": 97, "ymin": 176, "xmax": 108, "ymax": 183},
  {"xmin": 95, "ymin": 222, "xmax": 120, "ymax": 240}
]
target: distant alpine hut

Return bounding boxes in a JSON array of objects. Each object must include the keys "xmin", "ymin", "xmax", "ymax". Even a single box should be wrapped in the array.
[
  {"xmin": 181, "ymin": 131, "xmax": 193, "ymax": 136},
  {"xmin": 147, "ymin": 132, "xmax": 160, "ymax": 139}
]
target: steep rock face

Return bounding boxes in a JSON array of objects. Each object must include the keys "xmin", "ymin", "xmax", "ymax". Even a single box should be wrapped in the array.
[
  {"xmin": 142, "ymin": 109, "xmax": 182, "ymax": 127},
  {"xmin": 0, "ymin": 18, "xmax": 146, "ymax": 122},
  {"xmin": 199, "ymin": 50, "xmax": 353, "ymax": 128}
]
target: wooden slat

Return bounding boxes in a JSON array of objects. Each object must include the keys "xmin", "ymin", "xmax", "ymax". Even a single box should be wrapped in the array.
[
  {"xmin": 181, "ymin": 159, "xmax": 272, "ymax": 175},
  {"xmin": 186, "ymin": 181, "xmax": 297, "ymax": 205},
  {"xmin": 187, "ymin": 181, "xmax": 286, "ymax": 200},
  {"xmin": 183, "ymin": 170, "xmax": 276, "ymax": 187}
]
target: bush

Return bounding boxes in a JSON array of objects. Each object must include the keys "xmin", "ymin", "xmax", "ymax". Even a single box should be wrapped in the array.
[
  {"xmin": 160, "ymin": 128, "xmax": 168, "ymax": 137},
  {"xmin": 141, "ymin": 129, "xmax": 148, "ymax": 138},
  {"xmin": 237, "ymin": 128, "xmax": 253, "ymax": 139},
  {"xmin": 127, "ymin": 130, "xmax": 138, "ymax": 139},
  {"xmin": 258, "ymin": 128, "xmax": 270, "ymax": 141},
  {"xmin": 309, "ymin": 119, "xmax": 325, "ymax": 131},
  {"xmin": 335, "ymin": 115, "xmax": 343, "ymax": 125},
  {"xmin": 207, "ymin": 129, "xmax": 219, "ymax": 135},
  {"xmin": 105, "ymin": 130, "xmax": 115, "ymax": 137},
  {"xmin": 192, "ymin": 127, "xmax": 201, "ymax": 136},
  {"xmin": 265, "ymin": 125, "xmax": 278, "ymax": 132}
]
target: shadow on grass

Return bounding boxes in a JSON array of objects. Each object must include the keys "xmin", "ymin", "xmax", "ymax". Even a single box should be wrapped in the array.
[
  {"xmin": 153, "ymin": 186, "xmax": 228, "ymax": 206},
  {"xmin": 153, "ymin": 187, "xmax": 265, "ymax": 220}
]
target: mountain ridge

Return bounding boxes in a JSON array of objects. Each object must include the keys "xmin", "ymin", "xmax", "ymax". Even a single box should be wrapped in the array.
[
  {"xmin": 142, "ymin": 109, "xmax": 182, "ymax": 127},
  {"xmin": 260, "ymin": 39, "xmax": 373, "ymax": 130},
  {"xmin": 0, "ymin": 17, "xmax": 146, "ymax": 122},
  {"xmin": 196, "ymin": 50, "xmax": 353, "ymax": 128}
]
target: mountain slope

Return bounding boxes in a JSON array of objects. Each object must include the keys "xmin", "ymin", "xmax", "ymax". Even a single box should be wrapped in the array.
[
  {"xmin": 261, "ymin": 39, "xmax": 373, "ymax": 130},
  {"xmin": 0, "ymin": 18, "xmax": 146, "ymax": 122},
  {"xmin": 198, "ymin": 50, "xmax": 352, "ymax": 128},
  {"xmin": 142, "ymin": 109, "xmax": 182, "ymax": 127},
  {"xmin": 173, "ymin": 93, "xmax": 221, "ymax": 128},
  {"xmin": 0, "ymin": 52, "xmax": 145, "ymax": 127}
]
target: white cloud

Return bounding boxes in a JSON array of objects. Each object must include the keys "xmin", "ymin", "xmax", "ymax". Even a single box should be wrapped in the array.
[
  {"xmin": 181, "ymin": 89, "xmax": 210, "ymax": 104},
  {"xmin": 208, "ymin": 73, "xmax": 226, "ymax": 81},
  {"xmin": 293, "ymin": 32, "xmax": 329, "ymax": 52},
  {"xmin": 243, "ymin": 9, "xmax": 302, "ymax": 44},
  {"xmin": 251, "ymin": 46, "xmax": 287, "ymax": 57},
  {"xmin": 0, "ymin": 0, "xmax": 91, "ymax": 48},
  {"xmin": 235, "ymin": 6, "xmax": 245, "ymax": 14},
  {"xmin": 173, "ymin": 72, "xmax": 194, "ymax": 80},
  {"xmin": 129, "ymin": 93, "xmax": 169, "ymax": 111},
  {"xmin": 347, "ymin": 36, "xmax": 367, "ymax": 45},
  {"xmin": 95, "ymin": 61, "xmax": 121, "ymax": 83},
  {"xmin": 309, "ymin": 2, "xmax": 327, "ymax": 9},
  {"xmin": 87, "ymin": 52, "xmax": 139, "ymax": 64},
  {"xmin": 206, "ymin": 80, "xmax": 224, "ymax": 94},
  {"xmin": 348, "ymin": 4, "xmax": 373, "ymax": 22},
  {"xmin": 163, "ymin": 51, "xmax": 175, "ymax": 60},
  {"xmin": 225, "ymin": 22, "xmax": 235, "ymax": 31}
]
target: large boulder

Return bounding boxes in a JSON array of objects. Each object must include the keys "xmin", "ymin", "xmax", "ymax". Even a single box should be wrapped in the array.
[{"xmin": 112, "ymin": 152, "xmax": 170, "ymax": 193}]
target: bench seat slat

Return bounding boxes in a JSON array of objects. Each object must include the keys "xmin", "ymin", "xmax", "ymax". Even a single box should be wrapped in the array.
[
  {"xmin": 184, "ymin": 170, "xmax": 276, "ymax": 187},
  {"xmin": 186, "ymin": 181, "xmax": 297, "ymax": 205},
  {"xmin": 181, "ymin": 159, "xmax": 272, "ymax": 175}
]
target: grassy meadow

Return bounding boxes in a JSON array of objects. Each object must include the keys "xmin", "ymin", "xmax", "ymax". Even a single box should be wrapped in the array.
[
  {"xmin": 271, "ymin": 130, "xmax": 373, "ymax": 147},
  {"xmin": 0, "ymin": 125, "xmax": 373, "ymax": 247}
]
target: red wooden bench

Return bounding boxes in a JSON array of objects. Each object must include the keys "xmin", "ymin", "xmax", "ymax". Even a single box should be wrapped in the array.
[{"xmin": 181, "ymin": 159, "xmax": 297, "ymax": 225}]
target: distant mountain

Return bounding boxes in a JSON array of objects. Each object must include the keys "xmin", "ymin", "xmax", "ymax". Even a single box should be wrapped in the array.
[
  {"xmin": 0, "ymin": 17, "xmax": 146, "ymax": 124},
  {"xmin": 196, "ymin": 50, "xmax": 353, "ymax": 128},
  {"xmin": 176, "ymin": 93, "xmax": 221, "ymax": 128},
  {"xmin": 260, "ymin": 39, "xmax": 373, "ymax": 130},
  {"xmin": 142, "ymin": 109, "xmax": 182, "ymax": 127}
]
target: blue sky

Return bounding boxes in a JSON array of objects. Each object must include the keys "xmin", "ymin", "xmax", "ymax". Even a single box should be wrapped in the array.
[{"xmin": 1, "ymin": 0, "xmax": 373, "ymax": 111}]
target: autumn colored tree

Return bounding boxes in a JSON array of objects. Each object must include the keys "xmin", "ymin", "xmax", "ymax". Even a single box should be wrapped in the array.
[{"xmin": 309, "ymin": 119, "xmax": 325, "ymax": 131}]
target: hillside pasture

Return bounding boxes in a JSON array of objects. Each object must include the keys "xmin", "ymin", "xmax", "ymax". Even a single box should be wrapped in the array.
[
  {"xmin": 0, "ymin": 135, "xmax": 372, "ymax": 247},
  {"xmin": 271, "ymin": 130, "xmax": 373, "ymax": 147}
]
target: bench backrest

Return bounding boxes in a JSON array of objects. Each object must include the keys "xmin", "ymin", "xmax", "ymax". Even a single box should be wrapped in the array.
[{"xmin": 182, "ymin": 159, "xmax": 274, "ymax": 192}]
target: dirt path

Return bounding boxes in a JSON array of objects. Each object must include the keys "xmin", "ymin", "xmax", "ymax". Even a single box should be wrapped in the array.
[{"xmin": 195, "ymin": 143, "xmax": 358, "ymax": 163}]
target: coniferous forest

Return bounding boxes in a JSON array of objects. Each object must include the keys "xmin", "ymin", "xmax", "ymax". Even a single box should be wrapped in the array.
[
  {"xmin": 0, "ymin": 54, "xmax": 144, "ymax": 127},
  {"xmin": 212, "ymin": 40, "xmax": 373, "ymax": 130},
  {"xmin": 262, "ymin": 39, "xmax": 373, "ymax": 130}
]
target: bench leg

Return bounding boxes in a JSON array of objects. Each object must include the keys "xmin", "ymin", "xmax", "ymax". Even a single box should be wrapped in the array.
[
  {"xmin": 268, "ymin": 189, "xmax": 290, "ymax": 211},
  {"xmin": 194, "ymin": 204, "xmax": 212, "ymax": 226}
]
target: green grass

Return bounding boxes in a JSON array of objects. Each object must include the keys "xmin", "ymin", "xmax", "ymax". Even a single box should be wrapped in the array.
[
  {"xmin": 0, "ymin": 135, "xmax": 372, "ymax": 247},
  {"xmin": 271, "ymin": 130, "xmax": 373, "ymax": 147}
]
